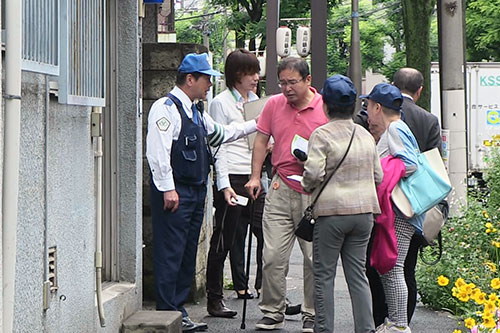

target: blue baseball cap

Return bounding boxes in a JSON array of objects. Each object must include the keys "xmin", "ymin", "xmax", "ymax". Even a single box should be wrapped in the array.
[
  {"xmin": 359, "ymin": 83, "xmax": 403, "ymax": 111},
  {"xmin": 321, "ymin": 75, "xmax": 357, "ymax": 106},
  {"xmin": 178, "ymin": 53, "xmax": 222, "ymax": 76}
]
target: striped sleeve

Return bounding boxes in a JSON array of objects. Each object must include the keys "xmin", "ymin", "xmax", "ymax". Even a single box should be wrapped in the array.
[{"xmin": 208, "ymin": 123, "xmax": 224, "ymax": 147}]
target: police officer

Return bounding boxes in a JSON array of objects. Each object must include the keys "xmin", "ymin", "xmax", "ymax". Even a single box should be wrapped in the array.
[{"xmin": 146, "ymin": 53, "xmax": 257, "ymax": 332}]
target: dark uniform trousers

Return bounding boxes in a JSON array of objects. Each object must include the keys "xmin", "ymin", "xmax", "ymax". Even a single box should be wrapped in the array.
[
  {"xmin": 151, "ymin": 93, "xmax": 210, "ymax": 317},
  {"xmin": 151, "ymin": 181, "xmax": 207, "ymax": 316}
]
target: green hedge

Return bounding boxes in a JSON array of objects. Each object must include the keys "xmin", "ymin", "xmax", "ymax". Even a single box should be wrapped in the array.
[{"xmin": 416, "ymin": 149, "xmax": 500, "ymax": 332}]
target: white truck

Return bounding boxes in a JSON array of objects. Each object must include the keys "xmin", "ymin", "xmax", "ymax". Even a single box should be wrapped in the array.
[{"xmin": 430, "ymin": 62, "xmax": 500, "ymax": 181}]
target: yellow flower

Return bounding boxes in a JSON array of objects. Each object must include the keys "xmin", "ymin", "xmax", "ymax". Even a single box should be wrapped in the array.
[
  {"xmin": 458, "ymin": 290, "xmax": 470, "ymax": 302},
  {"xmin": 475, "ymin": 292, "xmax": 487, "ymax": 305},
  {"xmin": 484, "ymin": 300, "xmax": 497, "ymax": 314},
  {"xmin": 455, "ymin": 278, "xmax": 466, "ymax": 288},
  {"xmin": 489, "ymin": 293, "xmax": 499, "ymax": 302},
  {"xmin": 452, "ymin": 330, "xmax": 461, "ymax": 333},
  {"xmin": 491, "ymin": 278, "xmax": 500, "ymax": 290},
  {"xmin": 492, "ymin": 240, "xmax": 500, "ymax": 248},
  {"xmin": 464, "ymin": 283, "xmax": 476, "ymax": 294},
  {"xmin": 485, "ymin": 262, "xmax": 497, "ymax": 273},
  {"xmin": 484, "ymin": 210, "xmax": 490, "ymax": 219},
  {"xmin": 452, "ymin": 286, "xmax": 459, "ymax": 297},
  {"xmin": 485, "ymin": 222, "xmax": 495, "ymax": 233},
  {"xmin": 482, "ymin": 315, "xmax": 496, "ymax": 328},
  {"xmin": 437, "ymin": 275, "xmax": 449, "ymax": 286},
  {"xmin": 458, "ymin": 285, "xmax": 468, "ymax": 296},
  {"xmin": 471, "ymin": 288, "xmax": 481, "ymax": 298},
  {"xmin": 464, "ymin": 317, "xmax": 476, "ymax": 329}
]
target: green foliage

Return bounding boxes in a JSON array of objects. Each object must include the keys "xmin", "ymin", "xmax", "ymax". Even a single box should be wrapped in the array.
[
  {"xmin": 401, "ymin": 0, "xmax": 435, "ymax": 111},
  {"xmin": 466, "ymin": 0, "xmax": 500, "ymax": 61},
  {"xmin": 417, "ymin": 149, "xmax": 500, "ymax": 331},
  {"xmin": 175, "ymin": 17, "xmax": 203, "ymax": 45},
  {"xmin": 327, "ymin": 0, "xmax": 391, "ymax": 77},
  {"xmin": 209, "ymin": 0, "xmax": 264, "ymax": 50},
  {"xmin": 175, "ymin": 8, "xmax": 229, "ymax": 72},
  {"xmin": 483, "ymin": 149, "xmax": 500, "ymax": 212},
  {"xmin": 416, "ymin": 198, "xmax": 493, "ymax": 314},
  {"xmin": 429, "ymin": 15, "xmax": 439, "ymax": 62},
  {"xmin": 373, "ymin": 0, "xmax": 405, "ymax": 53},
  {"xmin": 380, "ymin": 51, "xmax": 407, "ymax": 82},
  {"xmin": 359, "ymin": 20, "xmax": 386, "ymax": 72},
  {"xmin": 326, "ymin": 4, "xmax": 351, "ymax": 76}
]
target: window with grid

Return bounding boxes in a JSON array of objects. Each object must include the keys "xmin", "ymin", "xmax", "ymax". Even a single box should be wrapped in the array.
[
  {"xmin": 21, "ymin": 0, "xmax": 60, "ymax": 75},
  {"xmin": 59, "ymin": 0, "xmax": 105, "ymax": 106}
]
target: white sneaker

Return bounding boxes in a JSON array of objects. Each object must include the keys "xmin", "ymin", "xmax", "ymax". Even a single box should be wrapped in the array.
[{"xmin": 376, "ymin": 318, "xmax": 411, "ymax": 333}]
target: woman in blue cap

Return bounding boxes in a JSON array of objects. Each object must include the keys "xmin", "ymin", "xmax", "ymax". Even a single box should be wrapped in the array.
[
  {"xmin": 301, "ymin": 75, "xmax": 382, "ymax": 333},
  {"xmin": 361, "ymin": 82, "xmax": 422, "ymax": 333}
]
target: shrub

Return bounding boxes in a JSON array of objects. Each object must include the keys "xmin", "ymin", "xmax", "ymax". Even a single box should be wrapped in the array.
[{"xmin": 416, "ymin": 149, "xmax": 500, "ymax": 332}]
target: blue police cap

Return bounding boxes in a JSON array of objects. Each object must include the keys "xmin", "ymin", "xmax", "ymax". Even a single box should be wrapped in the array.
[
  {"xmin": 178, "ymin": 53, "xmax": 222, "ymax": 76},
  {"xmin": 320, "ymin": 75, "xmax": 357, "ymax": 106},
  {"xmin": 359, "ymin": 83, "xmax": 402, "ymax": 111}
]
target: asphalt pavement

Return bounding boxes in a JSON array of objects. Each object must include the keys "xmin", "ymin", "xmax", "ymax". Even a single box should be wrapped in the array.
[{"xmin": 184, "ymin": 239, "xmax": 458, "ymax": 333}]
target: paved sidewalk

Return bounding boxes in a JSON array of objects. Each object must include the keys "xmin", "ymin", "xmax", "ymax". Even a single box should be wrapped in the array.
[{"xmin": 184, "ymin": 241, "xmax": 458, "ymax": 332}]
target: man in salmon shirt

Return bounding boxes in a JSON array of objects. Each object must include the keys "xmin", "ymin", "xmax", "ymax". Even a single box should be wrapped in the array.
[{"xmin": 245, "ymin": 57, "xmax": 328, "ymax": 332}]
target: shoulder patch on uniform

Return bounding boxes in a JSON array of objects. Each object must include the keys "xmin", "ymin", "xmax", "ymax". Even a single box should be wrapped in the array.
[
  {"xmin": 165, "ymin": 98, "xmax": 174, "ymax": 106},
  {"xmin": 156, "ymin": 117, "xmax": 171, "ymax": 132}
]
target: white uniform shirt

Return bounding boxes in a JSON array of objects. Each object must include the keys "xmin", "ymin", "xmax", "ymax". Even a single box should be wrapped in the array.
[
  {"xmin": 209, "ymin": 89, "xmax": 258, "ymax": 190},
  {"xmin": 146, "ymin": 86, "xmax": 257, "ymax": 192}
]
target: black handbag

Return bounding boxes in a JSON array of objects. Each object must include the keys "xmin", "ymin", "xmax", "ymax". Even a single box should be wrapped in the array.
[{"xmin": 295, "ymin": 127, "xmax": 356, "ymax": 242}]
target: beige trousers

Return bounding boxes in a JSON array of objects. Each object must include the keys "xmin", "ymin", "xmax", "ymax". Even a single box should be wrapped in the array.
[{"xmin": 259, "ymin": 174, "xmax": 315, "ymax": 322}]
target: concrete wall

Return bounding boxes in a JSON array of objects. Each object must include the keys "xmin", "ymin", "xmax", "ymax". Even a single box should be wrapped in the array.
[
  {"xmin": 116, "ymin": 0, "xmax": 143, "ymax": 288},
  {"xmin": 142, "ymin": 43, "xmax": 213, "ymax": 303},
  {"xmin": 13, "ymin": 72, "xmax": 96, "ymax": 332},
  {"xmin": 9, "ymin": 0, "xmax": 143, "ymax": 331}
]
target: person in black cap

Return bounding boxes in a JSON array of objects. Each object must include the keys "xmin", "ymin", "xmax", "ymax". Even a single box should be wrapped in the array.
[
  {"xmin": 360, "ymin": 83, "xmax": 422, "ymax": 333},
  {"xmin": 301, "ymin": 75, "xmax": 382, "ymax": 333},
  {"xmin": 146, "ymin": 52, "xmax": 258, "ymax": 332}
]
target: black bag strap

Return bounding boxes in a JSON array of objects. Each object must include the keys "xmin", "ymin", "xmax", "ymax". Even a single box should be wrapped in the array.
[
  {"xmin": 310, "ymin": 126, "xmax": 357, "ymax": 207},
  {"xmin": 419, "ymin": 199, "xmax": 448, "ymax": 265}
]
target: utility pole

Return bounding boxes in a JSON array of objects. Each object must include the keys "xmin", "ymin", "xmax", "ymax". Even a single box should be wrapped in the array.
[
  {"xmin": 310, "ymin": 0, "xmax": 327, "ymax": 90},
  {"xmin": 203, "ymin": 32, "xmax": 210, "ymax": 50},
  {"xmin": 223, "ymin": 9, "xmax": 228, "ymax": 60},
  {"xmin": 437, "ymin": 0, "xmax": 467, "ymax": 214},
  {"xmin": 349, "ymin": 0, "xmax": 362, "ymax": 109},
  {"xmin": 265, "ymin": 0, "xmax": 279, "ymax": 95},
  {"xmin": 202, "ymin": 11, "xmax": 210, "ymax": 50}
]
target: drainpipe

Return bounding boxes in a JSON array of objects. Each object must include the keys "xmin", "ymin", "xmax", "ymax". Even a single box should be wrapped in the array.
[
  {"xmin": 92, "ymin": 106, "xmax": 106, "ymax": 327},
  {"xmin": 42, "ymin": 76, "xmax": 51, "ymax": 311},
  {"xmin": 3, "ymin": 0, "xmax": 22, "ymax": 332}
]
